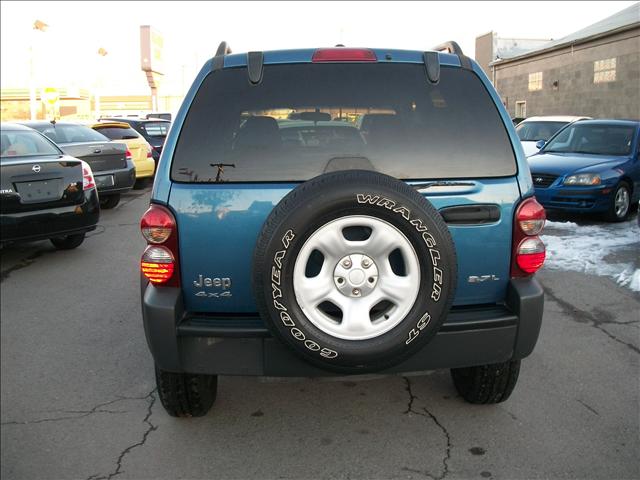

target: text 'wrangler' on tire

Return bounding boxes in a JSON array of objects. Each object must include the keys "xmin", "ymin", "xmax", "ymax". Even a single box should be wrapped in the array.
[{"xmin": 253, "ymin": 170, "xmax": 457, "ymax": 372}]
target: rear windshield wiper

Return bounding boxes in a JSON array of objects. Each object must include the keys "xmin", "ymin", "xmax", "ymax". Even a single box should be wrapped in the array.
[{"xmin": 412, "ymin": 180, "xmax": 476, "ymax": 190}]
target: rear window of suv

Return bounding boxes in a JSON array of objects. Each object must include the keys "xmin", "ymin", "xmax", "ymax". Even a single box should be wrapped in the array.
[
  {"xmin": 172, "ymin": 63, "xmax": 516, "ymax": 182},
  {"xmin": 95, "ymin": 126, "xmax": 140, "ymax": 140}
]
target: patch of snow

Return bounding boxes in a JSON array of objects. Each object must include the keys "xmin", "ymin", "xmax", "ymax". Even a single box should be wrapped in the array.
[
  {"xmin": 541, "ymin": 218, "xmax": 640, "ymax": 292},
  {"xmin": 626, "ymin": 269, "xmax": 640, "ymax": 292},
  {"xmin": 544, "ymin": 220, "xmax": 580, "ymax": 231}
]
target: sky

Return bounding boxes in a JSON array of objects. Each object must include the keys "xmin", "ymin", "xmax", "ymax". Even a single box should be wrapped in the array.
[{"xmin": 1, "ymin": 1, "xmax": 637, "ymax": 97}]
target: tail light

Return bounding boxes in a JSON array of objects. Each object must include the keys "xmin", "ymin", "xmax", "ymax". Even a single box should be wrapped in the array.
[
  {"xmin": 511, "ymin": 197, "xmax": 546, "ymax": 277},
  {"xmin": 126, "ymin": 149, "xmax": 133, "ymax": 161},
  {"xmin": 81, "ymin": 161, "xmax": 96, "ymax": 191},
  {"xmin": 140, "ymin": 204, "xmax": 180, "ymax": 286},
  {"xmin": 146, "ymin": 144, "xmax": 153, "ymax": 158},
  {"xmin": 312, "ymin": 48, "xmax": 377, "ymax": 62}
]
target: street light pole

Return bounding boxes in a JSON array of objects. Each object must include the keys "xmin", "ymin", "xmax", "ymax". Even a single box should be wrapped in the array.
[
  {"xmin": 95, "ymin": 47, "xmax": 108, "ymax": 119},
  {"xmin": 29, "ymin": 19, "xmax": 48, "ymax": 120}
]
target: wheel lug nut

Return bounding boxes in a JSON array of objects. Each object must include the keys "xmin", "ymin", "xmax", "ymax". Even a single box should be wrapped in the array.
[
  {"xmin": 352, "ymin": 288, "xmax": 360, "ymax": 296},
  {"xmin": 342, "ymin": 259, "xmax": 352, "ymax": 268},
  {"xmin": 362, "ymin": 258, "xmax": 370, "ymax": 268}
]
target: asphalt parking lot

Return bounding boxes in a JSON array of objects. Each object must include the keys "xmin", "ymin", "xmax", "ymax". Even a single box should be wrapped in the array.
[{"xmin": 1, "ymin": 188, "xmax": 639, "ymax": 480}]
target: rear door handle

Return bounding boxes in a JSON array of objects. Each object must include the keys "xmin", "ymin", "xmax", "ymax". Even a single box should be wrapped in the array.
[{"xmin": 93, "ymin": 149, "xmax": 102, "ymax": 154}]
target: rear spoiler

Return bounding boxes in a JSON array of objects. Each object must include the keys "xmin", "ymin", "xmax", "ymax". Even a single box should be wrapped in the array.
[{"xmin": 211, "ymin": 39, "xmax": 471, "ymax": 86}]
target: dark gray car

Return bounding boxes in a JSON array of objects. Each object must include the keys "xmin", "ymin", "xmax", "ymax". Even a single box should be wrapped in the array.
[{"xmin": 18, "ymin": 121, "xmax": 135, "ymax": 209}]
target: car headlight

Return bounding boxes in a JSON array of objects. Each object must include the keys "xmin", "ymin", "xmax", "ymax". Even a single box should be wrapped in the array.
[{"xmin": 563, "ymin": 173, "xmax": 601, "ymax": 186}]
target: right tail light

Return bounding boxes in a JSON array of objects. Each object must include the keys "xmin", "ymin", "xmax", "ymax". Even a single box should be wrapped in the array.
[
  {"xmin": 140, "ymin": 204, "xmax": 180, "ymax": 287},
  {"xmin": 511, "ymin": 197, "xmax": 546, "ymax": 277},
  {"xmin": 81, "ymin": 161, "xmax": 96, "ymax": 191}
]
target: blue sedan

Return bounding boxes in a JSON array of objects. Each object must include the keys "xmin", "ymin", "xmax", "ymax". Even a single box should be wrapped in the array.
[{"xmin": 528, "ymin": 120, "xmax": 640, "ymax": 222}]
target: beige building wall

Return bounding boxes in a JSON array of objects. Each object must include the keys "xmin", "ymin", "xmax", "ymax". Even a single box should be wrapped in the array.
[{"xmin": 493, "ymin": 27, "xmax": 640, "ymax": 119}]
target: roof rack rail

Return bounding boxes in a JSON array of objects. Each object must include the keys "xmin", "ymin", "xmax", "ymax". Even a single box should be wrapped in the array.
[
  {"xmin": 216, "ymin": 41, "xmax": 232, "ymax": 57},
  {"xmin": 431, "ymin": 40, "xmax": 472, "ymax": 70},
  {"xmin": 213, "ymin": 41, "xmax": 232, "ymax": 71},
  {"xmin": 431, "ymin": 41, "xmax": 464, "ymax": 56}
]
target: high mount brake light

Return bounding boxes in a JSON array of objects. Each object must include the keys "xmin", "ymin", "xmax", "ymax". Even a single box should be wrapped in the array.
[
  {"xmin": 312, "ymin": 48, "xmax": 377, "ymax": 62},
  {"xmin": 511, "ymin": 197, "xmax": 546, "ymax": 277},
  {"xmin": 81, "ymin": 161, "xmax": 96, "ymax": 190},
  {"xmin": 140, "ymin": 204, "xmax": 180, "ymax": 286}
]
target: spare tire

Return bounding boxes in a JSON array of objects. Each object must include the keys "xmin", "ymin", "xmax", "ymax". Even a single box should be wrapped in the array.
[{"xmin": 253, "ymin": 170, "xmax": 457, "ymax": 373}]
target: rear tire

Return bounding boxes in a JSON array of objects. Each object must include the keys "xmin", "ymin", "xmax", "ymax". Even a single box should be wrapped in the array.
[
  {"xmin": 100, "ymin": 194, "xmax": 121, "ymax": 209},
  {"xmin": 155, "ymin": 366, "xmax": 217, "ymax": 417},
  {"xmin": 604, "ymin": 181, "xmax": 631, "ymax": 222},
  {"xmin": 134, "ymin": 178, "xmax": 151, "ymax": 190},
  {"xmin": 50, "ymin": 233, "xmax": 85, "ymax": 250},
  {"xmin": 451, "ymin": 360, "xmax": 520, "ymax": 404}
]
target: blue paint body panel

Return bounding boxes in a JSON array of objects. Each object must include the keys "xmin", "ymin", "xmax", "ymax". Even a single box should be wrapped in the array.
[
  {"xmin": 153, "ymin": 47, "xmax": 533, "ymax": 316},
  {"xmin": 171, "ymin": 178, "xmax": 516, "ymax": 313}
]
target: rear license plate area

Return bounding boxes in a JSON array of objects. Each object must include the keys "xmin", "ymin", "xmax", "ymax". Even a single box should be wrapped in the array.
[
  {"xmin": 95, "ymin": 174, "xmax": 115, "ymax": 188},
  {"xmin": 16, "ymin": 179, "xmax": 62, "ymax": 204}
]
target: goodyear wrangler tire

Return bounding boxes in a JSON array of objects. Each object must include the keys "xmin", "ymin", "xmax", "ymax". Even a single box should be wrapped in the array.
[{"xmin": 253, "ymin": 170, "xmax": 457, "ymax": 373}]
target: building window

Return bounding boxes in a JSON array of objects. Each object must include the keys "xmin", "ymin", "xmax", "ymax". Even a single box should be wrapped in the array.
[
  {"xmin": 528, "ymin": 72, "xmax": 543, "ymax": 91},
  {"xmin": 515, "ymin": 101, "xmax": 526, "ymax": 118},
  {"xmin": 594, "ymin": 58, "xmax": 616, "ymax": 83}
]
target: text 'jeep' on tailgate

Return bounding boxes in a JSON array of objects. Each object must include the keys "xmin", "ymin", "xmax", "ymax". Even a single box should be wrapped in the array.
[{"xmin": 140, "ymin": 42, "xmax": 546, "ymax": 417}]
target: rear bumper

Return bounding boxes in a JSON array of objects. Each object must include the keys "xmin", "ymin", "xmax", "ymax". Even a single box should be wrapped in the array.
[
  {"xmin": 94, "ymin": 161, "xmax": 136, "ymax": 195},
  {"xmin": 134, "ymin": 157, "xmax": 155, "ymax": 179},
  {"xmin": 141, "ymin": 277, "xmax": 544, "ymax": 376},
  {"xmin": 0, "ymin": 189, "xmax": 100, "ymax": 243}
]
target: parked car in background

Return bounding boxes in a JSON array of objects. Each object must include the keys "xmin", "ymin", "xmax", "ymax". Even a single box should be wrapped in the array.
[
  {"xmin": 1, "ymin": 123, "xmax": 99, "ymax": 249},
  {"xmin": 529, "ymin": 119, "xmax": 640, "ymax": 222},
  {"xmin": 91, "ymin": 122, "xmax": 155, "ymax": 187},
  {"xmin": 145, "ymin": 112, "xmax": 172, "ymax": 121},
  {"xmin": 99, "ymin": 117, "xmax": 170, "ymax": 165},
  {"xmin": 512, "ymin": 117, "xmax": 526, "ymax": 126},
  {"xmin": 18, "ymin": 121, "xmax": 135, "ymax": 209},
  {"xmin": 517, "ymin": 116, "xmax": 591, "ymax": 156}
]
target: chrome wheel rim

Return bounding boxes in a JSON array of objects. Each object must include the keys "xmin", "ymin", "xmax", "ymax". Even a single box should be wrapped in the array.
[
  {"xmin": 615, "ymin": 187, "xmax": 630, "ymax": 218},
  {"xmin": 293, "ymin": 215, "xmax": 420, "ymax": 341}
]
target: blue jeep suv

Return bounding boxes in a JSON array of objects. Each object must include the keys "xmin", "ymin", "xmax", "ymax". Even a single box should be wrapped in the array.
[{"xmin": 140, "ymin": 42, "xmax": 546, "ymax": 417}]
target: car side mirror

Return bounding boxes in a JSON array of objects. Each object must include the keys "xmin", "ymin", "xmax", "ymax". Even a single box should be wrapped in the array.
[{"xmin": 535, "ymin": 140, "xmax": 546, "ymax": 150}]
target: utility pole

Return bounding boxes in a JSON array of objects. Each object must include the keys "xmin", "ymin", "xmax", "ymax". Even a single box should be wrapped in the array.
[
  {"xmin": 95, "ymin": 47, "xmax": 108, "ymax": 119},
  {"xmin": 29, "ymin": 19, "xmax": 48, "ymax": 120}
]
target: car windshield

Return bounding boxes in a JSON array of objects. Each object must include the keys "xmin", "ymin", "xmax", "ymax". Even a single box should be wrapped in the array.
[
  {"xmin": 36, "ymin": 124, "xmax": 109, "ymax": 144},
  {"xmin": 543, "ymin": 124, "xmax": 636, "ymax": 156},
  {"xmin": 142, "ymin": 122, "xmax": 169, "ymax": 138},
  {"xmin": 0, "ymin": 130, "xmax": 61, "ymax": 161},
  {"xmin": 516, "ymin": 121, "xmax": 569, "ymax": 141},
  {"xmin": 172, "ymin": 63, "xmax": 516, "ymax": 182}
]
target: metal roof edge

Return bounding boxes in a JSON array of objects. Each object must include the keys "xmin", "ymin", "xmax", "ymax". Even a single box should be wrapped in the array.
[{"xmin": 490, "ymin": 21, "xmax": 640, "ymax": 67}]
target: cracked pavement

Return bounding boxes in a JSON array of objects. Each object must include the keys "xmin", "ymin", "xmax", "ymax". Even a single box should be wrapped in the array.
[{"xmin": 1, "ymin": 189, "xmax": 639, "ymax": 479}]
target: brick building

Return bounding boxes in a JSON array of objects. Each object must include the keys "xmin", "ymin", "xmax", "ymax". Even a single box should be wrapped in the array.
[{"xmin": 479, "ymin": 3, "xmax": 640, "ymax": 120}]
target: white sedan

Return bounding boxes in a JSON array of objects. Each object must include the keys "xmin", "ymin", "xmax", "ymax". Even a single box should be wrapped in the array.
[{"xmin": 516, "ymin": 116, "xmax": 591, "ymax": 157}]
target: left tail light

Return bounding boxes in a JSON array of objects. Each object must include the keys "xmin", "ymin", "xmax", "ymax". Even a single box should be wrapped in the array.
[
  {"xmin": 81, "ymin": 160, "xmax": 96, "ymax": 190},
  {"xmin": 511, "ymin": 197, "xmax": 546, "ymax": 277},
  {"xmin": 140, "ymin": 204, "xmax": 180, "ymax": 287},
  {"xmin": 146, "ymin": 144, "xmax": 153, "ymax": 158}
]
